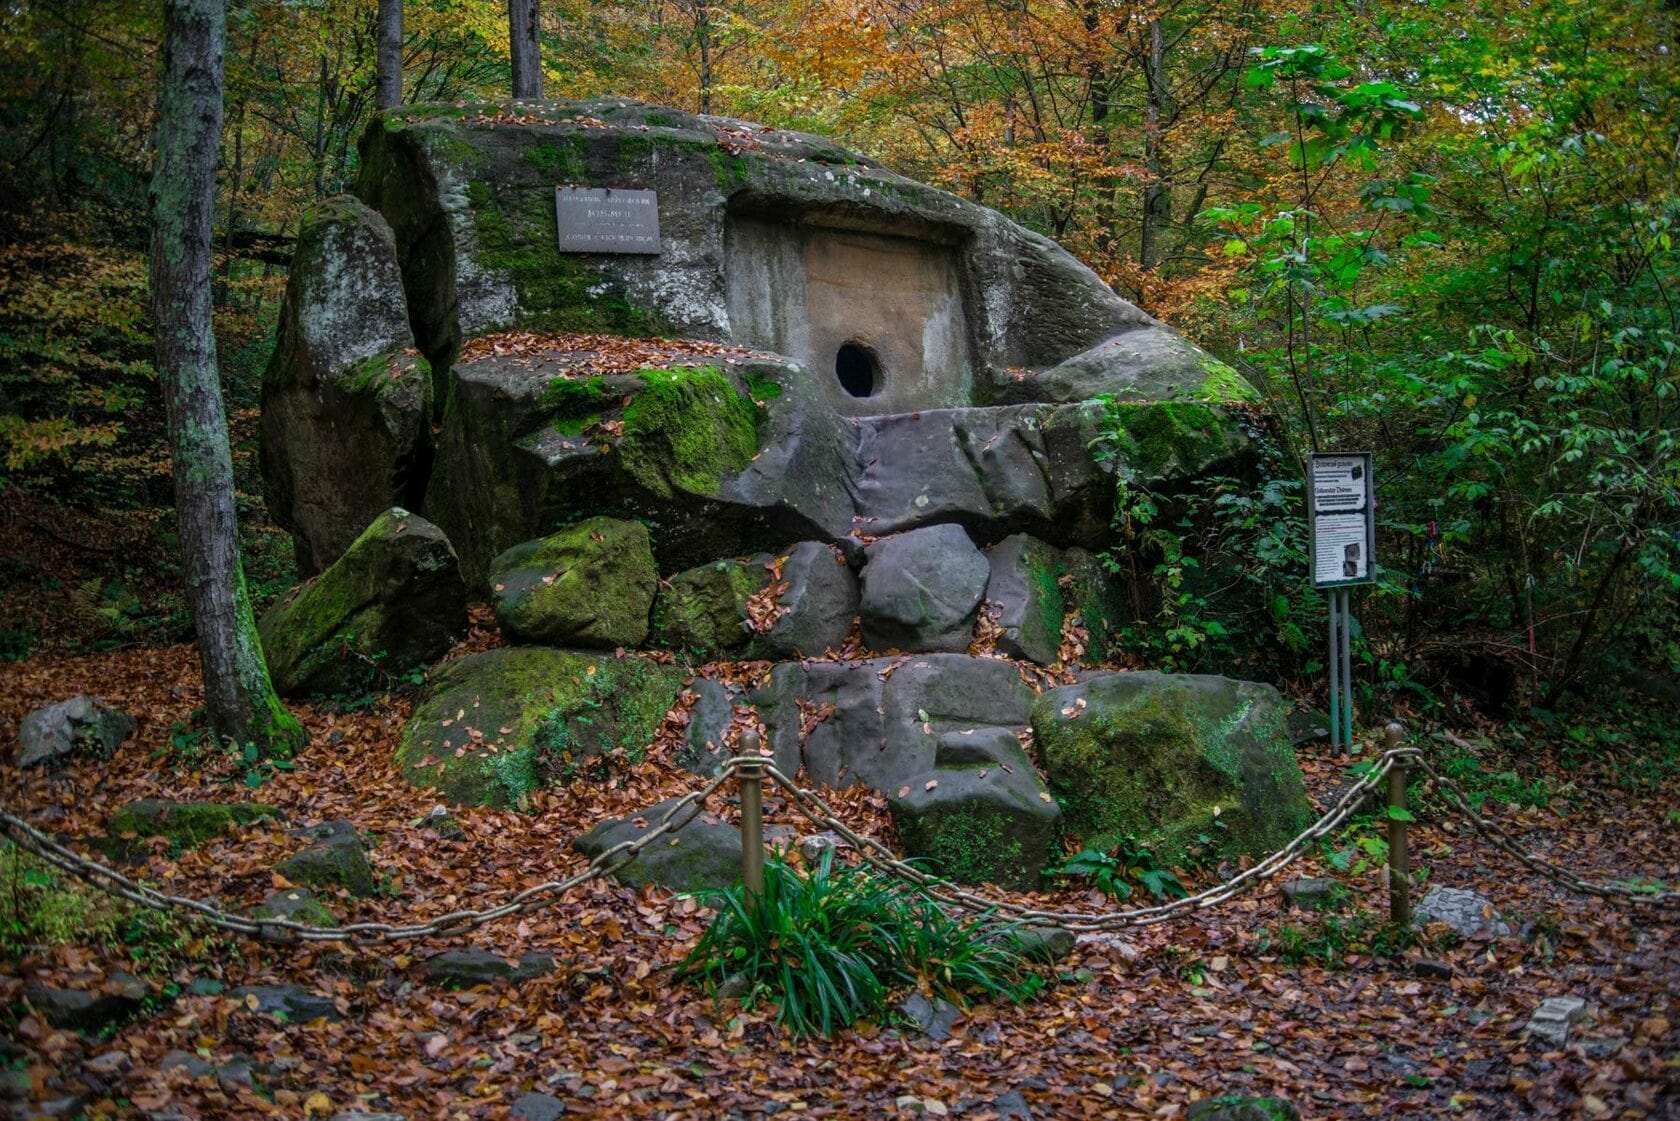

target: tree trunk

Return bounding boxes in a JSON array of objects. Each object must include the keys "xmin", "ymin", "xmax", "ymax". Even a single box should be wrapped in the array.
[
  {"xmin": 1139, "ymin": 16, "xmax": 1172, "ymax": 297},
  {"xmin": 377, "ymin": 0, "xmax": 404, "ymax": 109},
  {"xmin": 508, "ymin": 0, "xmax": 542, "ymax": 100},
  {"xmin": 150, "ymin": 0, "xmax": 304, "ymax": 757}
]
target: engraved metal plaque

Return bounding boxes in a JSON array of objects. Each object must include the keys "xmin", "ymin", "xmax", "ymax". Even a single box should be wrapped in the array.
[{"xmin": 554, "ymin": 187, "xmax": 661, "ymax": 254}]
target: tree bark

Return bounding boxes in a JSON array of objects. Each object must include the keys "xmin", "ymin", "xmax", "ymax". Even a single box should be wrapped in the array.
[
  {"xmin": 377, "ymin": 0, "xmax": 404, "ymax": 109},
  {"xmin": 150, "ymin": 0, "xmax": 304, "ymax": 756},
  {"xmin": 508, "ymin": 0, "xmax": 542, "ymax": 100}
]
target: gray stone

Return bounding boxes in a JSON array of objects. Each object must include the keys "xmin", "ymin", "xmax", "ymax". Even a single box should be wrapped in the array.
[
  {"xmin": 419, "ymin": 949, "xmax": 555, "ymax": 988},
  {"xmin": 32, "ymin": 1093, "xmax": 92, "ymax": 1119},
  {"xmin": 897, "ymin": 992, "xmax": 961, "ymax": 1042},
  {"xmin": 84, "ymin": 1051, "xmax": 128, "ymax": 1076},
  {"xmin": 252, "ymin": 888, "xmax": 337, "ymax": 927},
  {"xmin": 1033, "ymin": 672, "xmax": 1314, "ymax": 861},
  {"xmin": 983, "ymin": 535, "xmax": 1067, "ymax": 665},
  {"xmin": 757, "ymin": 541, "xmax": 858, "ymax": 658},
  {"xmin": 260, "ymin": 195, "xmax": 431, "ymax": 574},
  {"xmin": 1003, "ymin": 332, "xmax": 1253, "ymax": 407},
  {"xmin": 229, "ymin": 984, "xmax": 344, "ymax": 1023},
  {"xmin": 653, "ymin": 556, "xmax": 771, "ymax": 656},
  {"xmin": 159, "ymin": 1051, "xmax": 215, "ymax": 1079},
  {"xmin": 15, "ymin": 696, "xmax": 134, "ymax": 769},
  {"xmin": 574, "ymin": 798, "xmax": 742, "ymax": 893},
  {"xmin": 1010, "ymin": 925, "xmax": 1077, "ymax": 965},
  {"xmin": 259, "ymin": 508, "xmax": 467, "ymax": 697},
  {"xmin": 1285, "ymin": 705, "xmax": 1330, "ymax": 746},
  {"xmin": 1413, "ymin": 886, "xmax": 1512, "ymax": 939},
  {"xmin": 674, "ymin": 677, "xmax": 737, "ymax": 777},
  {"xmin": 1526, "ymin": 996, "xmax": 1590, "ymax": 1048},
  {"xmin": 991, "ymin": 1090, "xmax": 1033, "ymax": 1120},
  {"xmin": 1186, "ymin": 1097, "xmax": 1300, "ymax": 1121},
  {"xmin": 331, "ymin": 1113, "xmax": 409, "ymax": 1121},
  {"xmin": 510, "ymin": 1091, "xmax": 566, "ymax": 1121},
  {"xmin": 275, "ymin": 820, "xmax": 376, "ymax": 897},
  {"xmin": 749, "ymin": 654, "xmax": 1033, "ymax": 793},
  {"xmin": 489, "ymin": 517, "xmax": 658, "ymax": 648},
  {"xmin": 1412, "ymin": 958, "xmax": 1455, "ymax": 981},
  {"xmin": 24, "ymin": 972, "xmax": 145, "ymax": 1031},
  {"xmin": 888, "ymin": 729, "xmax": 1062, "ymax": 890},
  {"xmin": 1280, "ymin": 877, "xmax": 1343, "ymax": 912},
  {"xmin": 797, "ymin": 832, "xmax": 846, "ymax": 863},
  {"xmin": 860, "ymin": 525, "xmax": 989, "ymax": 653}
]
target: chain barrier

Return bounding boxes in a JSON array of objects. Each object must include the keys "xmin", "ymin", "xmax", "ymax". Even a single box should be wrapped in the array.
[{"xmin": 1, "ymin": 741, "xmax": 1673, "ymax": 946}]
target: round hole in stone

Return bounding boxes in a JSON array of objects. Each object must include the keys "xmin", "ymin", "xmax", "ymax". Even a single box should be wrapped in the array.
[{"xmin": 835, "ymin": 342, "xmax": 881, "ymax": 398}]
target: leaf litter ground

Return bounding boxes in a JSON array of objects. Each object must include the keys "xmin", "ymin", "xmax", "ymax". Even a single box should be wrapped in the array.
[{"xmin": 1, "ymin": 631, "xmax": 1676, "ymax": 1120}]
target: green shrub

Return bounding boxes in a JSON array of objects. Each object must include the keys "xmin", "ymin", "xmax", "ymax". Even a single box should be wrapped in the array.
[
  {"xmin": 676, "ymin": 852, "xmax": 1044, "ymax": 1037},
  {"xmin": 1054, "ymin": 840, "xmax": 1187, "ymax": 902}
]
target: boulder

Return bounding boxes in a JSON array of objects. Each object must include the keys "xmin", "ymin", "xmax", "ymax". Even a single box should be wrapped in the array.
[
  {"xmin": 228, "ymin": 984, "xmax": 343, "ymax": 1023},
  {"xmin": 1001, "ymin": 337, "xmax": 1257, "ymax": 408},
  {"xmin": 888, "ymin": 727, "xmax": 1062, "ymax": 890},
  {"xmin": 24, "ymin": 973, "xmax": 146, "ymax": 1031},
  {"xmin": 1031, "ymin": 672, "xmax": 1313, "ymax": 860},
  {"xmin": 1279, "ymin": 877, "xmax": 1344, "ymax": 912},
  {"xmin": 749, "ymin": 654, "xmax": 1033, "ymax": 792},
  {"xmin": 258, "ymin": 508, "xmax": 468, "ymax": 697},
  {"xmin": 896, "ymin": 992, "xmax": 962, "ymax": 1042},
  {"xmin": 252, "ymin": 889, "xmax": 337, "ymax": 928},
  {"xmin": 15, "ymin": 697, "xmax": 134, "ymax": 769},
  {"xmin": 1412, "ymin": 886, "xmax": 1512, "ymax": 939},
  {"xmin": 756, "ymin": 541, "xmax": 858, "ymax": 658},
  {"xmin": 653, "ymin": 556, "xmax": 771, "ymax": 656},
  {"xmin": 674, "ymin": 677, "xmax": 738, "ymax": 776},
  {"xmin": 860, "ymin": 525, "xmax": 988, "ymax": 653},
  {"xmin": 490, "ymin": 517, "xmax": 658, "ymax": 648},
  {"xmin": 395, "ymin": 647, "xmax": 683, "ymax": 807},
  {"xmin": 259, "ymin": 195, "xmax": 432, "ymax": 574},
  {"xmin": 274, "ymin": 820, "xmax": 376, "ymax": 897},
  {"xmin": 105, "ymin": 799, "xmax": 278, "ymax": 858},
  {"xmin": 983, "ymin": 535, "xmax": 1068, "ymax": 665},
  {"xmin": 574, "ymin": 798, "xmax": 742, "ymax": 893},
  {"xmin": 418, "ymin": 949, "xmax": 555, "ymax": 988}
]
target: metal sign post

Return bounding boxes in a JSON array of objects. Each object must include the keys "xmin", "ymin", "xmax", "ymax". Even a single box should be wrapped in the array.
[{"xmin": 1308, "ymin": 452, "xmax": 1376, "ymax": 754}]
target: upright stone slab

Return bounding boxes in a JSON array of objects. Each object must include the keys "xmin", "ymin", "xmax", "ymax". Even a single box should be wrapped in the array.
[
  {"xmin": 259, "ymin": 508, "xmax": 468, "ymax": 697},
  {"xmin": 260, "ymin": 196, "xmax": 432, "ymax": 574}
]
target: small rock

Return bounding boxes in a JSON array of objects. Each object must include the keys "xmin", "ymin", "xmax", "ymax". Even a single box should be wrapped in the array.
[
  {"xmin": 1412, "ymin": 958, "xmax": 1455, "ymax": 981},
  {"xmin": 1280, "ymin": 877, "xmax": 1343, "ymax": 912},
  {"xmin": 85, "ymin": 1051, "xmax": 128, "ymax": 1075},
  {"xmin": 797, "ymin": 831, "xmax": 845, "ymax": 863},
  {"xmin": 160, "ymin": 1051, "xmax": 216, "ymax": 1079},
  {"xmin": 574, "ymin": 798, "xmax": 742, "ymax": 893},
  {"xmin": 1186, "ymin": 1097, "xmax": 1301, "ymax": 1121},
  {"xmin": 229, "ymin": 983, "xmax": 343, "ymax": 1023},
  {"xmin": 215, "ymin": 1058, "xmax": 254, "ymax": 1090},
  {"xmin": 897, "ymin": 992, "xmax": 961, "ymax": 1042},
  {"xmin": 275, "ymin": 820, "xmax": 376, "ymax": 897},
  {"xmin": 104, "ymin": 799, "xmax": 278, "ymax": 858},
  {"xmin": 330, "ymin": 1113, "xmax": 409, "ymax": 1121},
  {"xmin": 992, "ymin": 1090, "xmax": 1033, "ymax": 1119},
  {"xmin": 1413, "ymin": 886, "xmax": 1512, "ymax": 939},
  {"xmin": 15, "ymin": 696, "xmax": 134, "ymax": 768},
  {"xmin": 24, "ymin": 972, "xmax": 146, "ymax": 1031},
  {"xmin": 419, "ymin": 949, "xmax": 555, "ymax": 988},
  {"xmin": 32, "ymin": 1093, "xmax": 91, "ymax": 1119},
  {"xmin": 419, "ymin": 805, "xmax": 465, "ymax": 840},
  {"xmin": 1527, "ymin": 996, "xmax": 1591, "ymax": 1048},
  {"xmin": 715, "ymin": 973, "xmax": 751, "ymax": 1000},
  {"xmin": 252, "ymin": 888, "xmax": 338, "ymax": 927},
  {"xmin": 1010, "ymin": 925, "xmax": 1076, "ymax": 965},
  {"xmin": 510, "ymin": 1091, "xmax": 566, "ymax": 1121}
]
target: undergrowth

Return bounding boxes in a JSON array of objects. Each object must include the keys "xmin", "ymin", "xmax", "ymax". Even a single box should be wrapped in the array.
[{"xmin": 676, "ymin": 852, "xmax": 1044, "ymax": 1037}]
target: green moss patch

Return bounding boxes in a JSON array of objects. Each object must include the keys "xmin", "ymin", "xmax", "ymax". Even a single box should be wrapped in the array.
[
  {"xmin": 106, "ymin": 800, "xmax": 278, "ymax": 858},
  {"xmin": 619, "ymin": 366, "xmax": 760, "ymax": 498}
]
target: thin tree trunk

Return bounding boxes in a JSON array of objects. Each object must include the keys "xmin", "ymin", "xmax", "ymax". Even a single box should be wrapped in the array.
[
  {"xmin": 508, "ymin": 0, "xmax": 542, "ymax": 100},
  {"xmin": 1139, "ymin": 16, "xmax": 1172, "ymax": 299},
  {"xmin": 376, "ymin": 0, "xmax": 403, "ymax": 109},
  {"xmin": 151, "ymin": 0, "xmax": 303, "ymax": 757}
]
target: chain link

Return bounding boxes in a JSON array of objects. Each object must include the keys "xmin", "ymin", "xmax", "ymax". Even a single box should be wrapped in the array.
[{"xmin": 2, "ymin": 741, "xmax": 1673, "ymax": 946}]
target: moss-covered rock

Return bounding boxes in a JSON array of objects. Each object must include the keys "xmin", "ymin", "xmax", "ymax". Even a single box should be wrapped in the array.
[
  {"xmin": 274, "ymin": 821, "xmax": 376, "ymax": 897},
  {"xmin": 489, "ymin": 517, "xmax": 657, "ymax": 648},
  {"xmin": 258, "ymin": 508, "xmax": 468, "ymax": 697},
  {"xmin": 252, "ymin": 889, "xmax": 337, "ymax": 928},
  {"xmin": 888, "ymin": 728, "xmax": 1062, "ymax": 890},
  {"xmin": 259, "ymin": 195, "xmax": 432, "ymax": 574},
  {"xmin": 105, "ymin": 800, "xmax": 278, "ymax": 858},
  {"xmin": 395, "ymin": 647, "xmax": 684, "ymax": 807},
  {"xmin": 618, "ymin": 366, "xmax": 760, "ymax": 499},
  {"xmin": 1186, "ymin": 1096, "xmax": 1300, "ymax": 1121},
  {"xmin": 652, "ymin": 556, "xmax": 771, "ymax": 656},
  {"xmin": 1032, "ymin": 672, "xmax": 1312, "ymax": 861}
]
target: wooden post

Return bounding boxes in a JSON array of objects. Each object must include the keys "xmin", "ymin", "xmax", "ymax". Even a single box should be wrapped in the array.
[
  {"xmin": 1385, "ymin": 721, "xmax": 1411, "ymax": 926},
  {"xmin": 738, "ymin": 730, "xmax": 765, "ymax": 900}
]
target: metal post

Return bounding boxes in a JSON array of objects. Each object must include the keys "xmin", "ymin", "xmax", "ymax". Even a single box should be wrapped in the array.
[
  {"xmin": 1384, "ymin": 721, "xmax": 1410, "ymax": 926},
  {"xmin": 738, "ymin": 729, "xmax": 765, "ymax": 900},
  {"xmin": 1327, "ymin": 591, "xmax": 1342, "ymax": 753},
  {"xmin": 1339, "ymin": 588, "xmax": 1356, "ymax": 750}
]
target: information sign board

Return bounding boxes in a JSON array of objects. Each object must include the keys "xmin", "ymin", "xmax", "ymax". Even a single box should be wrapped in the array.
[
  {"xmin": 1308, "ymin": 452, "xmax": 1376, "ymax": 588},
  {"xmin": 554, "ymin": 187, "xmax": 661, "ymax": 254}
]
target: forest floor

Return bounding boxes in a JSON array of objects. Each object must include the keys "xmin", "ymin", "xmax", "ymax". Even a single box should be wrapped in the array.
[{"xmin": 1, "ymin": 626, "xmax": 1677, "ymax": 1121}]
